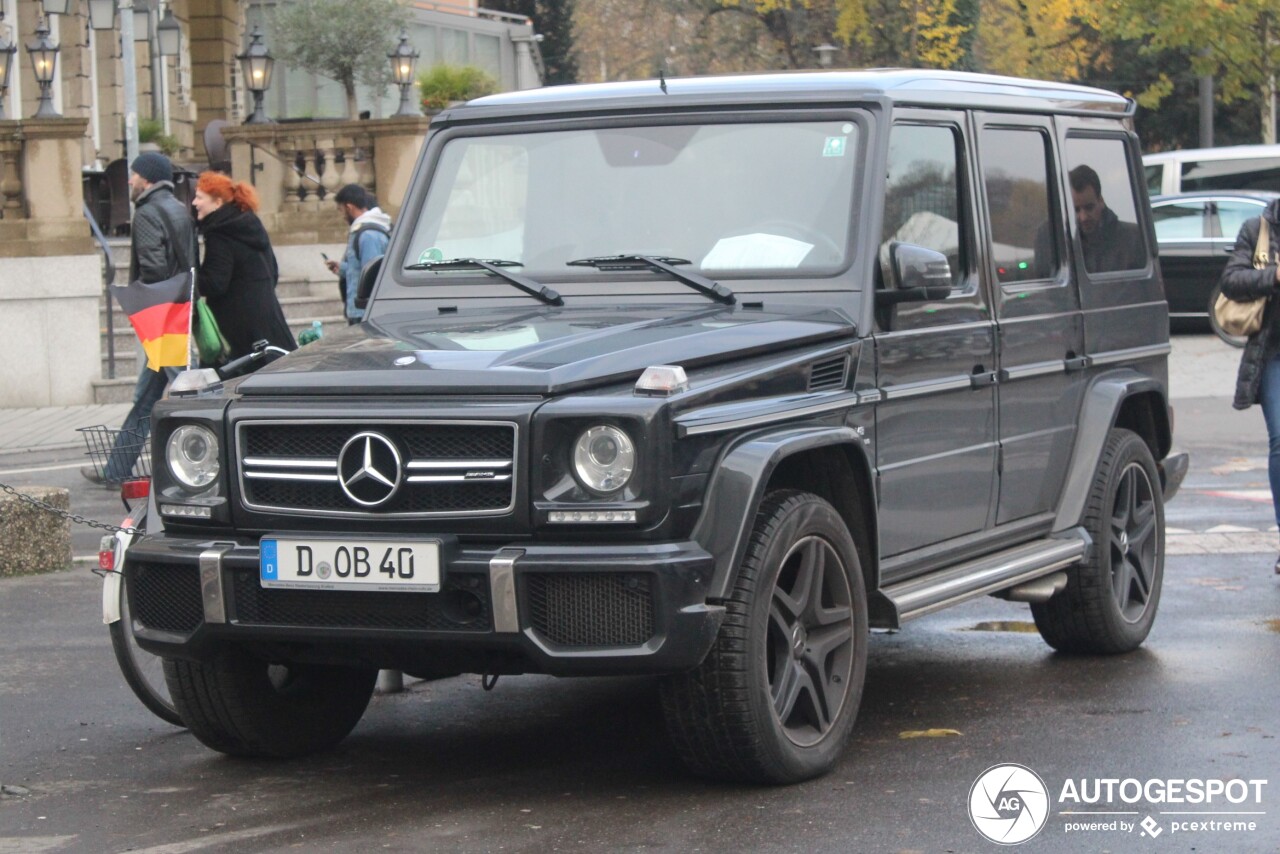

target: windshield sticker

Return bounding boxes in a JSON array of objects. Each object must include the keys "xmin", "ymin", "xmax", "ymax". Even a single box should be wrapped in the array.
[
  {"xmin": 823, "ymin": 137, "xmax": 847, "ymax": 158},
  {"xmin": 416, "ymin": 247, "xmax": 444, "ymax": 265}
]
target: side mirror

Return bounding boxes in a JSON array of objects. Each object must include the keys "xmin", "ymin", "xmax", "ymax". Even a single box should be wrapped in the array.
[
  {"xmin": 877, "ymin": 242, "xmax": 953, "ymax": 305},
  {"xmin": 354, "ymin": 256, "xmax": 384, "ymax": 310}
]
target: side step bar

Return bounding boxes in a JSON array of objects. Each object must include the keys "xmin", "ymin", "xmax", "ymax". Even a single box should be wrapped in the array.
[{"xmin": 879, "ymin": 536, "xmax": 1086, "ymax": 627}]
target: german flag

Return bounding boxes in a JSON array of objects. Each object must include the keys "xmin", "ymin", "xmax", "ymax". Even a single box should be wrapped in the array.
[{"xmin": 110, "ymin": 270, "xmax": 191, "ymax": 370}]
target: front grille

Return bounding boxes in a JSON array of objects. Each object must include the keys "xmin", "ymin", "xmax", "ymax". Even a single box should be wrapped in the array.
[
  {"xmin": 526, "ymin": 573, "xmax": 655, "ymax": 647},
  {"xmin": 130, "ymin": 562, "xmax": 203, "ymax": 633},
  {"xmin": 231, "ymin": 570, "xmax": 491, "ymax": 632},
  {"xmin": 237, "ymin": 420, "xmax": 517, "ymax": 517}
]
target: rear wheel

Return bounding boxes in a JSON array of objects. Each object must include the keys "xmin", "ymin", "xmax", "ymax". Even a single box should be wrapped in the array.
[
  {"xmin": 164, "ymin": 652, "xmax": 376, "ymax": 758},
  {"xmin": 1032, "ymin": 429, "xmax": 1164, "ymax": 654},
  {"xmin": 660, "ymin": 491, "xmax": 868, "ymax": 784}
]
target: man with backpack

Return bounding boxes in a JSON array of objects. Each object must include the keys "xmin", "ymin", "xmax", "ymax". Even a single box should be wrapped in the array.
[{"xmin": 326, "ymin": 184, "xmax": 392, "ymax": 324}]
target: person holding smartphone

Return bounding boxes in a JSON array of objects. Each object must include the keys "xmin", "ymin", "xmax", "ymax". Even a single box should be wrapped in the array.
[{"xmin": 328, "ymin": 184, "xmax": 391, "ymax": 324}]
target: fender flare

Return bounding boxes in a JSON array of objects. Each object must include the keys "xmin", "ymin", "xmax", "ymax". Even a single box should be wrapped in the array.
[
  {"xmin": 691, "ymin": 425, "xmax": 870, "ymax": 601},
  {"xmin": 1052, "ymin": 369, "xmax": 1169, "ymax": 533}
]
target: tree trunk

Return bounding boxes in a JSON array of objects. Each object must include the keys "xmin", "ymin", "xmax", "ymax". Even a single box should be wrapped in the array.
[{"xmin": 345, "ymin": 82, "xmax": 360, "ymax": 121}]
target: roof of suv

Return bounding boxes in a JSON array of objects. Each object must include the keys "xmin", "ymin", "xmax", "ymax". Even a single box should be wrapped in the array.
[{"xmin": 464, "ymin": 69, "xmax": 1133, "ymax": 118}]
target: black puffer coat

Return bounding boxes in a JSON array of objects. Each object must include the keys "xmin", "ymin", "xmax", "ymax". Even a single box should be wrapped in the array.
[
  {"xmin": 1222, "ymin": 199, "xmax": 1280, "ymax": 410},
  {"xmin": 197, "ymin": 204, "xmax": 297, "ymax": 360}
]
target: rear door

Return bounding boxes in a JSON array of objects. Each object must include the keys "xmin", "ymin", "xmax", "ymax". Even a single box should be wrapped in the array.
[
  {"xmin": 975, "ymin": 114, "xmax": 1085, "ymax": 525},
  {"xmin": 1151, "ymin": 198, "xmax": 1219, "ymax": 318}
]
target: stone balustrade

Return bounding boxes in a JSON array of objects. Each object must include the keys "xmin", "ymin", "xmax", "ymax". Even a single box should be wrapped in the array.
[
  {"xmin": 0, "ymin": 117, "xmax": 94, "ymax": 258},
  {"xmin": 219, "ymin": 116, "xmax": 431, "ymax": 245}
]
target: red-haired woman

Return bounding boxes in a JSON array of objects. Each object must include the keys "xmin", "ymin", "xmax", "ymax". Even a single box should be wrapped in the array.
[{"xmin": 192, "ymin": 172, "xmax": 296, "ymax": 360}]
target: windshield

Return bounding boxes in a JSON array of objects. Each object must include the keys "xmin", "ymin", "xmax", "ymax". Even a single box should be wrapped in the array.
[{"xmin": 403, "ymin": 119, "xmax": 862, "ymax": 279}]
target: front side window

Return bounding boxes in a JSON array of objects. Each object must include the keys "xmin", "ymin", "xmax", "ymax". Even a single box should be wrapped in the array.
[
  {"xmin": 403, "ymin": 120, "xmax": 862, "ymax": 279},
  {"xmin": 880, "ymin": 123, "xmax": 965, "ymax": 289},
  {"xmin": 1152, "ymin": 201, "xmax": 1210, "ymax": 241},
  {"xmin": 1065, "ymin": 136, "xmax": 1148, "ymax": 274}
]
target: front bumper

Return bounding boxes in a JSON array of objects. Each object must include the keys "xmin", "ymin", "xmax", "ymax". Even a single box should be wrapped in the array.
[{"xmin": 122, "ymin": 534, "xmax": 723, "ymax": 677}]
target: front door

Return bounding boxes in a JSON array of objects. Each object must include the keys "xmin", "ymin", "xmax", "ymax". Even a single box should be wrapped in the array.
[{"xmin": 873, "ymin": 113, "xmax": 998, "ymax": 560}]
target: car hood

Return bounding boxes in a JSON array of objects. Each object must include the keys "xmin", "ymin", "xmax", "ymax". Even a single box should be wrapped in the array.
[{"xmin": 236, "ymin": 303, "xmax": 856, "ymax": 396}]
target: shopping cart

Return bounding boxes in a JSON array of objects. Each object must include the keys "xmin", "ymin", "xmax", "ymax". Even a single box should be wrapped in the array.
[{"xmin": 77, "ymin": 419, "xmax": 151, "ymax": 482}]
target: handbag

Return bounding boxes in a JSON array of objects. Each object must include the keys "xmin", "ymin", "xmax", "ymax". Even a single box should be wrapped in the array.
[
  {"xmin": 193, "ymin": 296, "xmax": 229, "ymax": 364},
  {"xmin": 1213, "ymin": 218, "xmax": 1272, "ymax": 337}
]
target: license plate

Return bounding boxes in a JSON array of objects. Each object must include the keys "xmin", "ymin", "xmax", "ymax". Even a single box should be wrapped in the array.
[{"xmin": 260, "ymin": 537, "xmax": 440, "ymax": 592}]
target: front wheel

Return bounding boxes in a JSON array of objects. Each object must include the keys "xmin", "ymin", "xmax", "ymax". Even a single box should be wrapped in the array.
[
  {"xmin": 660, "ymin": 491, "xmax": 868, "ymax": 784},
  {"xmin": 1032, "ymin": 429, "xmax": 1165, "ymax": 654},
  {"xmin": 1208, "ymin": 283, "xmax": 1248, "ymax": 348},
  {"xmin": 164, "ymin": 652, "xmax": 377, "ymax": 758}
]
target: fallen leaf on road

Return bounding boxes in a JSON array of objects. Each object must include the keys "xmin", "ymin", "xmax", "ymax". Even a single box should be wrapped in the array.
[{"xmin": 899, "ymin": 728, "xmax": 962, "ymax": 739}]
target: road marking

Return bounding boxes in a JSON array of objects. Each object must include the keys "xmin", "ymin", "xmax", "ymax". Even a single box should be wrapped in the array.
[{"xmin": 1195, "ymin": 489, "xmax": 1272, "ymax": 503}]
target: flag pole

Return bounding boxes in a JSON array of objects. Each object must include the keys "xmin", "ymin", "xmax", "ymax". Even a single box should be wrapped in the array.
[{"xmin": 187, "ymin": 267, "xmax": 196, "ymax": 371}]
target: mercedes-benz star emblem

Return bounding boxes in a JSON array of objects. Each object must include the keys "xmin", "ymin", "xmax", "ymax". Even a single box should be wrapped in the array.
[{"xmin": 337, "ymin": 432, "xmax": 403, "ymax": 507}]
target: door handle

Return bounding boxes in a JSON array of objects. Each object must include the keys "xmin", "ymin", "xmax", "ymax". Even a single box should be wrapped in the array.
[
  {"xmin": 1064, "ymin": 355, "xmax": 1091, "ymax": 371},
  {"xmin": 970, "ymin": 369, "xmax": 998, "ymax": 389}
]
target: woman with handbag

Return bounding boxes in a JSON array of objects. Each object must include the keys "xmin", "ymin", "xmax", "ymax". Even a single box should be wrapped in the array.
[
  {"xmin": 1220, "ymin": 196, "xmax": 1280, "ymax": 573},
  {"xmin": 191, "ymin": 172, "xmax": 297, "ymax": 362}
]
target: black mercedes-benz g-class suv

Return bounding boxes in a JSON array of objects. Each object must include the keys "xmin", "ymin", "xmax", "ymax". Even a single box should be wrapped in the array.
[{"xmin": 130, "ymin": 69, "xmax": 1188, "ymax": 784}]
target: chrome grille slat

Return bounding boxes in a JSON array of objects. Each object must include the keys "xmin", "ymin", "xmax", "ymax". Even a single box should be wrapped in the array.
[{"xmin": 237, "ymin": 420, "xmax": 518, "ymax": 518}]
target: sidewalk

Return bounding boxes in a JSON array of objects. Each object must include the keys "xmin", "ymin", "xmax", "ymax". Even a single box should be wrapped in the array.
[{"xmin": 0, "ymin": 404, "xmax": 132, "ymax": 458}]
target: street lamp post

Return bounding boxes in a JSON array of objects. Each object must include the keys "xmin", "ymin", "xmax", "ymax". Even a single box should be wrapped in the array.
[
  {"xmin": 86, "ymin": 0, "xmax": 140, "ymax": 166},
  {"xmin": 0, "ymin": 14, "xmax": 16, "ymax": 120},
  {"xmin": 389, "ymin": 30, "xmax": 419, "ymax": 117},
  {"xmin": 237, "ymin": 25, "xmax": 273, "ymax": 124},
  {"xmin": 27, "ymin": 16, "xmax": 60, "ymax": 118}
]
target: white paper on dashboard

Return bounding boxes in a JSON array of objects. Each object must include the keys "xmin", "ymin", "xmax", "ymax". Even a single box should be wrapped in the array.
[{"xmin": 701, "ymin": 233, "xmax": 814, "ymax": 270}]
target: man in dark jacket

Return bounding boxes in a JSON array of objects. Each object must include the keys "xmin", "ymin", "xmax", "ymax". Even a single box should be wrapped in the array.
[
  {"xmin": 1069, "ymin": 164, "xmax": 1146, "ymax": 274},
  {"xmin": 1220, "ymin": 197, "xmax": 1280, "ymax": 572},
  {"xmin": 83, "ymin": 152, "xmax": 196, "ymax": 486}
]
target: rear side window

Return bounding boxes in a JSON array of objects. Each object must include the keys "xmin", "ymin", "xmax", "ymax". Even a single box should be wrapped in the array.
[
  {"xmin": 1182, "ymin": 157, "xmax": 1280, "ymax": 193},
  {"xmin": 979, "ymin": 127, "xmax": 1056, "ymax": 284},
  {"xmin": 1218, "ymin": 200, "xmax": 1268, "ymax": 241},
  {"xmin": 1064, "ymin": 137, "xmax": 1147, "ymax": 274},
  {"xmin": 1144, "ymin": 163, "xmax": 1165, "ymax": 195}
]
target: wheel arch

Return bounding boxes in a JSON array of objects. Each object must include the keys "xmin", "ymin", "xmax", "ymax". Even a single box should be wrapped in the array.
[
  {"xmin": 692, "ymin": 425, "xmax": 878, "ymax": 602},
  {"xmin": 1052, "ymin": 370, "xmax": 1171, "ymax": 533}
]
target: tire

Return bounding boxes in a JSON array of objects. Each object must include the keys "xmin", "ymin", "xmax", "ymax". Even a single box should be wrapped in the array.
[
  {"xmin": 659, "ymin": 490, "xmax": 868, "ymax": 784},
  {"xmin": 111, "ymin": 566, "xmax": 184, "ymax": 727},
  {"xmin": 1032, "ymin": 428, "xmax": 1165, "ymax": 654},
  {"xmin": 1207, "ymin": 283, "xmax": 1248, "ymax": 348},
  {"xmin": 163, "ymin": 652, "xmax": 377, "ymax": 758}
]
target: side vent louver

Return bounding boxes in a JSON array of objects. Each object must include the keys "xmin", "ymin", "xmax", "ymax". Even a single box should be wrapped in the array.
[{"xmin": 808, "ymin": 355, "xmax": 850, "ymax": 392}]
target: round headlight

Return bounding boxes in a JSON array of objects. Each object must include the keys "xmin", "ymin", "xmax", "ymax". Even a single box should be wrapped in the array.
[
  {"xmin": 572, "ymin": 425, "xmax": 635, "ymax": 495},
  {"xmin": 166, "ymin": 425, "xmax": 220, "ymax": 489}
]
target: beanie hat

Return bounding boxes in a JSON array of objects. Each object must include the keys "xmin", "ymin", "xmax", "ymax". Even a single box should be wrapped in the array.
[{"xmin": 131, "ymin": 152, "xmax": 173, "ymax": 185}]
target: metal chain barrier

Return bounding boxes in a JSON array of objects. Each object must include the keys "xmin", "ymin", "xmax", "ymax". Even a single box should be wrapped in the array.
[{"xmin": 0, "ymin": 481, "xmax": 140, "ymax": 535}]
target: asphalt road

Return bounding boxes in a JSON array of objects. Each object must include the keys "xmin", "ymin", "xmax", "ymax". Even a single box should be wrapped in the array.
[{"xmin": 1, "ymin": 334, "xmax": 1277, "ymax": 853}]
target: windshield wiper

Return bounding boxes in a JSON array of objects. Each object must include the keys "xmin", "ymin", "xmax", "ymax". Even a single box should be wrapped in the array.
[
  {"xmin": 404, "ymin": 258, "xmax": 563, "ymax": 306},
  {"xmin": 567, "ymin": 254, "xmax": 735, "ymax": 305}
]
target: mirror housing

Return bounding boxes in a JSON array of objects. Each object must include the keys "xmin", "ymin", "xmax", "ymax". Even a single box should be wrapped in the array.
[
  {"xmin": 877, "ymin": 242, "xmax": 953, "ymax": 305},
  {"xmin": 354, "ymin": 256, "xmax": 384, "ymax": 310}
]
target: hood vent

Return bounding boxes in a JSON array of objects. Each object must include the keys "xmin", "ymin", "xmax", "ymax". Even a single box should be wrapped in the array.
[{"xmin": 808, "ymin": 354, "xmax": 849, "ymax": 392}]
